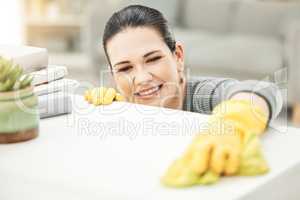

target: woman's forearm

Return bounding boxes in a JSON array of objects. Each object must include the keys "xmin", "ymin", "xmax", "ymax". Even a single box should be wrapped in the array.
[{"xmin": 184, "ymin": 78, "xmax": 282, "ymax": 123}]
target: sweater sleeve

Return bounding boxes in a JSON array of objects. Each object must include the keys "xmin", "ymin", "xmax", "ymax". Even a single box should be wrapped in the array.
[{"xmin": 183, "ymin": 77, "xmax": 283, "ymax": 122}]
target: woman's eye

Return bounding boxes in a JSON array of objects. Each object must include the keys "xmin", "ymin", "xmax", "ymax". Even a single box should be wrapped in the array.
[
  {"xmin": 146, "ymin": 56, "xmax": 162, "ymax": 63},
  {"xmin": 118, "ymin": 66, "xmax": 132, "ymax": 72}
]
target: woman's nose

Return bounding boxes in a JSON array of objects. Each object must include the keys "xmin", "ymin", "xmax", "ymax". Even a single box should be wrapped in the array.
[{"xmin": 133, "ymin": 68, "xmax": 153, "ymax": 86}]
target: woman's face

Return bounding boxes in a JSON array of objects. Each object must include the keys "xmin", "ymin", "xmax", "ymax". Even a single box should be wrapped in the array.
[{"xmin": 106, "ymin": 27, "xmax": 185, "ymax": 109}]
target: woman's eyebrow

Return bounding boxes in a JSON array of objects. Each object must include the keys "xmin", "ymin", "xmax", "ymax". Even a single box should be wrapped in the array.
[
  {"xmin": 143, "ymin": 50, "xmax": 161, "ymax": 58},
  {"xmin": 113, "ymin": 60, "xmax": 130, "ymax": 68}
]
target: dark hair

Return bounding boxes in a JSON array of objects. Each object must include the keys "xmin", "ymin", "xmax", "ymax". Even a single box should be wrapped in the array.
[{"xmin": 103, "ymin": 5, "xmax": 176, "ymax": 68}]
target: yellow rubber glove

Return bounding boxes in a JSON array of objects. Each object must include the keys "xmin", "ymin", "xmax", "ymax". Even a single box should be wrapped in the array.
[
  {"xmin": 84, "ymin": 87, "xmax": 125, "ymax": 106},
  {"xmin": 161, "ymin": 100, "xmax": 269, "ymax": 187}
]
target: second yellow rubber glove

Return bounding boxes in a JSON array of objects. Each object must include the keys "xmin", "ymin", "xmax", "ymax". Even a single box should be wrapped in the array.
[
  {"xmin": 84, "ymin": 87, "xmax": 125, "ymax": 106},
  {"xmin": 161, "ymin": 99, "xmax": 269, "ymax": 187}
]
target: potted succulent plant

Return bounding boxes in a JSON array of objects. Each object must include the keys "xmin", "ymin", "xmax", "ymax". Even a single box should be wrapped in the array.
[{"xmin": 0, "ymin": 57, "xmax": 39, "ymax": 143}]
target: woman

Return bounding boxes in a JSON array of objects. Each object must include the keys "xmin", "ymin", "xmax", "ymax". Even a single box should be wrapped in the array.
[{"xmin": 85, "ymin": 5, "xmax": 282, "ymax": 179}]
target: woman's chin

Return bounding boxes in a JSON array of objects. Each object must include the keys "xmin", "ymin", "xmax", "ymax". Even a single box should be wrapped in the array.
[
  {"xmin": 134, "ymin": 97, "xmax": 179, "ymax": 110},
  {"xmin": 134, "ymin": 97, "xmax": 162, "ymax": 107}
]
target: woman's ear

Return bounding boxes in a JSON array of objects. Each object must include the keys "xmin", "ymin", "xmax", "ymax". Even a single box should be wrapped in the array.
[{"xmin": 174, "ymin": 42, "xmax": 184, "ymax": 73}]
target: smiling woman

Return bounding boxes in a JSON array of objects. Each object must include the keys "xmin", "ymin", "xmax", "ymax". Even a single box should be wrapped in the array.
[
  {"xmin": 84, "ymin": 5, "xmax": 283, "ymax": 181},
  {"xmin": 102, "ymin": 5, "xmax": 182, "ymax": 109},
  {"xmin": 105, "ymin": 27, "xmax": 184, "ymax": 108},
  {"xmin": 98, "ymin": 5, "xmax": 282, "ymax": 119}
]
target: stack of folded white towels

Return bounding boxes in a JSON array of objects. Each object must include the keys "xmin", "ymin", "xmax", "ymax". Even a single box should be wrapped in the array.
[{"xmin": 0, "ymin": 45, "xmax": 78, "ymax": 118}]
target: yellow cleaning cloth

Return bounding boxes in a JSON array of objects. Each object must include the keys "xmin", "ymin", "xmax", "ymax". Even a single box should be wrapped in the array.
[{"xmin": 161, "ymin": 100, "xmax": 269, "ymax": 187}]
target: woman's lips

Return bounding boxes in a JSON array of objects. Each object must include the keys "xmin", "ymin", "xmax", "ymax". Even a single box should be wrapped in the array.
[{"xmin": 134, "ymin": 84, "xmax": 163, "ymax": 99}]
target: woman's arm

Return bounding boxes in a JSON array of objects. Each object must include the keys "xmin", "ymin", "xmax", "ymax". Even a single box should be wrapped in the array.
[
  {"xmin": 165, "ymin": 79, "xmax": 274, "ymax": 183},
  {"xmin": 184, "ymin": 77, "xmax": 283, "ymax": 124}
]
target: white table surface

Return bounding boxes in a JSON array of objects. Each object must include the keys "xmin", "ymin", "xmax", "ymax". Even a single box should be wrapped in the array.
[{"xmin": 1, "ymin": 95, "xmax": 300, "ymax": 200}]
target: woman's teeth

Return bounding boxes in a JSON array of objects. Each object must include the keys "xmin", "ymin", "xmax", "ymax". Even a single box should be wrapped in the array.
[{"xmin": 137, "ymin": 85, "xmax": 162, "ymax": 96}]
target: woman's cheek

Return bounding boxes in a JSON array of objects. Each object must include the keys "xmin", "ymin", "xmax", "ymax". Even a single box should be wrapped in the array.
[
  {"xmin": 115, "ymin": 75, "xmax": 133, "ymax": 99},
  {"xmin": 166, "ymin": 71, "xmax": 182, "ymax": 98},
  {"xmin": 151, "ymin": 61, "xmax": 175, "ymax": 81}
]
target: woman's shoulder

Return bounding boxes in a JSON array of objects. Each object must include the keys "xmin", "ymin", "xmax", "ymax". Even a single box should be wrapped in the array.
[{"xmin": 183, "ymin": 76, "xmax": 237, "ymax": 113}]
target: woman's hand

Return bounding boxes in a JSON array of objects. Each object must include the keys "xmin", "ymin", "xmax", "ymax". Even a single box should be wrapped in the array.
[
  {"xmin": 186, "ymin": 124, "xmax": 242, "ymax": 176},
  {"xmin": 84, "ymin": 87, "xmax": 125, "ymax": 106},
  {"xmin": 188, "ymin": 100, "xmax": 268, "ymax": 175},
  {"xmin": 161, "ymin": 100, "xmax": 269, "ymax": 187}
]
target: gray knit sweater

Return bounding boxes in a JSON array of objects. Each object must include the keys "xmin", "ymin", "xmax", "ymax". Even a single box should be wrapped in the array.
[{"xmin": 182, "ymin": 77, "xmax": 283, "ymax": 122}]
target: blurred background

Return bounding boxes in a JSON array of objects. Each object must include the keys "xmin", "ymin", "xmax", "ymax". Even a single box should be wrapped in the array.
[{"xmin": 1, "ymin": 0, "xmax": 300, "ymax": 124}]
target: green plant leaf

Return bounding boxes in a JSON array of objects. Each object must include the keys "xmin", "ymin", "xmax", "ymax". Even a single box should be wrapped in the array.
[
  {"xmin": 0, "ymin": 57, "xmax": 29, "ymax": 92},
  {"xmin": 20, "ymin": 75, "xmax": 33, "ymax": 89},
  {"xmin": 0, "ymin": 79, "xmax": 12, "ymax": 92}
]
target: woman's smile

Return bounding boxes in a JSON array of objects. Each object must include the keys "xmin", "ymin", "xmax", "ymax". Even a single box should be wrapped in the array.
[{"xmin": 134, "ymin": 83, "xmax": 164, "ymax": 100}]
